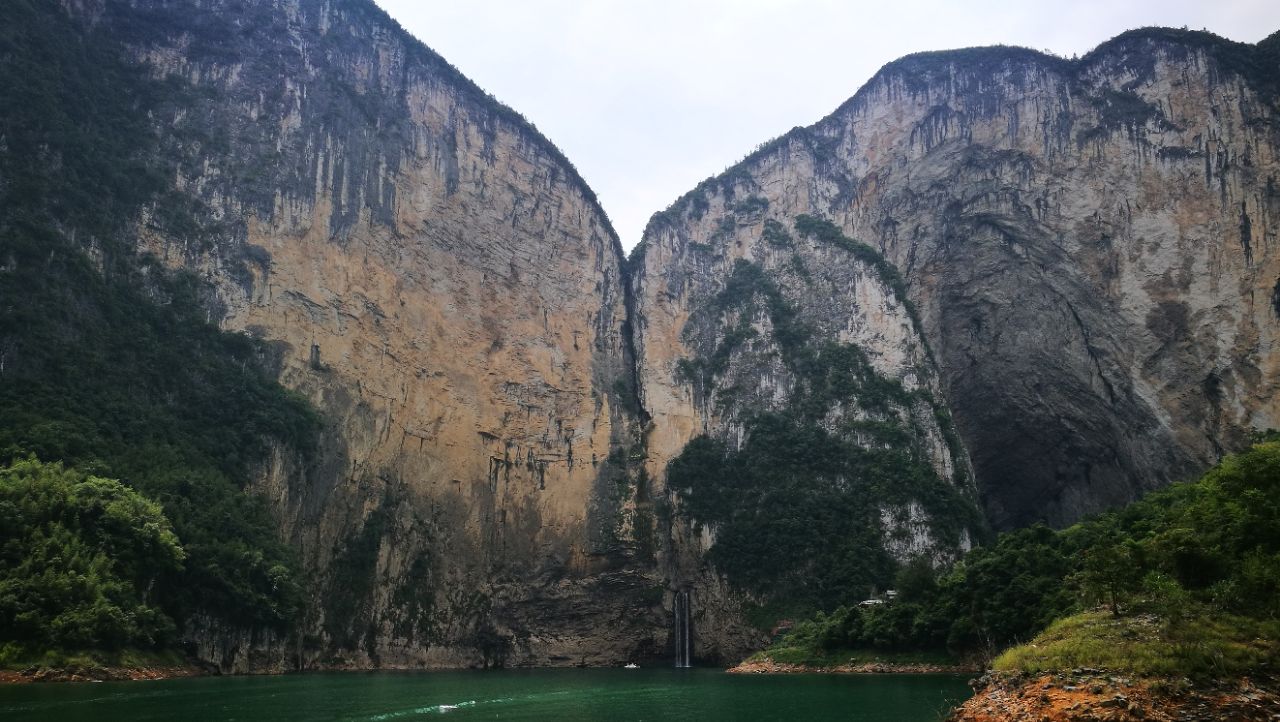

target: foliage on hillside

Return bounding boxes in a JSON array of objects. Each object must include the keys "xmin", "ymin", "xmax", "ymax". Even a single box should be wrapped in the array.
[
  {"xmin": 768, "ymin": 439, "xmax": 1280, "ymax": 675},
  {"xmin": 667, "ymin": 255, "xmax": 980, "ymax": 615},
  {"xmin": 0, "ymin": 0, "xmax": 319, "ymax": 659}
]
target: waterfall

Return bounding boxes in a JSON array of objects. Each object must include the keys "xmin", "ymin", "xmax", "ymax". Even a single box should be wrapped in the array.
[{"xmin": 673, "ymin": 589, "xmax": 691, "ymax": 668}]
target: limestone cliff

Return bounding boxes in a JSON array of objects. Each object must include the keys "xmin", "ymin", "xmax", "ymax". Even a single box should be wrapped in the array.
[
  {"xmin": 632, "ymin": 207, "xmax": 983, "ymax": 660},
  {"xmin": 635, "ymin": 29, "xmax": 1280, "ymax": 537},
  {"xmin": 53, "ymin": 0, "xmax": 661, "ymax": 670},
  {"xmin": 22, "ymin": 0, "xmax": 1280, "ymax": 673}
]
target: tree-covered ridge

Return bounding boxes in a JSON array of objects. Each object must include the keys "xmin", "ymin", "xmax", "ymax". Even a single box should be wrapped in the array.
[
  {"xmin": 0, "ymin": 0, "xmax": 320, "ymax": 658},
  {"xmin": 667, "ymin": 230, "xmax": 981, "ymax": 616},
  {"xmin": 769, "ymin": 438, "xmax": 1280, "ymax": 675}
]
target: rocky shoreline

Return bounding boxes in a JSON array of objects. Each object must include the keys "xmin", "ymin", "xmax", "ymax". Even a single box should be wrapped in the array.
[
  {"xmin": 947, "ymin": 670, "xmax": 1280, "ymax": 721},
  {"xmin": 0, "ymin": 664, "xmax": 203, "ymax": 684},
  {"xmin": 727, "ymin": 657, "xmax": 980, "ymax": 675}
]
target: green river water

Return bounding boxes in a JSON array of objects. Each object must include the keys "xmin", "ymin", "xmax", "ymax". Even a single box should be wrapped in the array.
[{"xmin": 0, "ymin": 668, "xmax": 973, "ymax": 721}]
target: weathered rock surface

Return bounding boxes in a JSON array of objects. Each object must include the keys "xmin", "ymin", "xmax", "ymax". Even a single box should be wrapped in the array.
[
  {"xmin": 635, "ymin": 30, "xmax": 1280, "ymax": 531},
  {"xmin": 60, "ymin": 0, "xmax": 660, "ymax": 670}
]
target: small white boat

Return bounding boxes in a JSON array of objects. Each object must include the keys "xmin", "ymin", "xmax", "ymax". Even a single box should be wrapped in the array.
[{"xmin": 624, "ymin": 663, "xmax": 639, "ymax": 669}]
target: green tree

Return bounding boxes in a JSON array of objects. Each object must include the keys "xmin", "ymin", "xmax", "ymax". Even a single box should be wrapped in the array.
[
  {"xmin": 1075, "ymin": 537, "xmax": 1143, "ymax": 616},
  {"xmin": 0, "ymin": 458, "xmax": 184, "ymax": 652},
  {"xmin": 895, "ymin": 557, "xmax": 938, "ymax": 603}
]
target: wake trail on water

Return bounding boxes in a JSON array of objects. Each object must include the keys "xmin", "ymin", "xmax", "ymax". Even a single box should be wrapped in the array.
[
  {"xmin": 356, "ymin": 684, "xmax": 675, "ymax": 721},
  {"xmin": 364, "ymin": 699, "xmax": 484, "ymax": 719},
  {"xmin": 360, "ymin": 686, "xmax": 680, "ymax": 716},
  {"xmin": 359, "ymin": 689, "xmax": 582, "ymax": 719}
]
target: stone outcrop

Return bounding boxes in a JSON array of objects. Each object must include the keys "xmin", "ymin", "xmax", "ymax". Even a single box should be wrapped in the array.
[{"xmin": 949, "ymin": 672, "xmax": 1280, "ymax": 721}]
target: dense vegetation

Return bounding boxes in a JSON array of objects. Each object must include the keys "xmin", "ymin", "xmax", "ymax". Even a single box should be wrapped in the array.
[
  {"xmin": 0, "ymin": 225, "xmax": 318, "ymax": 633},
  {"xmin": 0, "ymin": 0, "xmax": 319, "ymax": 662},
  {"xmin": 668, "ymin": 255, "xmax": 981, "ymax": 616},
  {"xmin": 0, "ymin": 460, "xmax": 184, "ymax": 663},
  {"xmin": 768, "ymin": 439, "xmax": 1280, "ymax": 677}
]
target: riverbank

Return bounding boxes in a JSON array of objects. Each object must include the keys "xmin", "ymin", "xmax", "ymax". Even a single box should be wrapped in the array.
[
  {"xmin": 728, "ymin": 656, "xmax": 979, "ymax": 674},
  {"xmin": 0, "ymin": 663, "xmax": 202, "ymax": 684},
  {"xmin": 948, "ymin": 670, "xmax": 1280, "ymax": 721},
  {"xmin": 947, "ymin": 608, "xmax": 1280, "ymax": 720},
  {"xmin": 0, "ymin": 647, "xmax": 204, "ymax": 684}
]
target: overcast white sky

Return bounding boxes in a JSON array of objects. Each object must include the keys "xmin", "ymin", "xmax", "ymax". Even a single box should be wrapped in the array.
[{"xmin": 376, "ymin": 0, "xmax": 1279, "ymax": 251}]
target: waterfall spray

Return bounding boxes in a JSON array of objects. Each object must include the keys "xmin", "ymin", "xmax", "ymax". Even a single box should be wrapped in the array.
[{"xmin": 673, "ymin": 589, "xmax": 691, "ymax": 668}]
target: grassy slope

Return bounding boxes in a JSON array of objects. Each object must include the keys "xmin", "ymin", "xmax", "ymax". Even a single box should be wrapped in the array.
[{"xmin": 993, "ymin": 610, "xmax": 1280, "ymax": 679}]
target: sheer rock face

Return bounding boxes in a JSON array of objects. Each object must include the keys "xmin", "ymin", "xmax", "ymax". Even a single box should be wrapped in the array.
[
  {"xmin": 635, "ymin": 33, "xmax": 1280, "ymax": 532},
  {"xmin": 49, "ymin": 0, "xmax": 1280, "ymax": 671},
  {"xmin": 73, "ymin": 0, "xmax": 661, "ymax": 669},
  {"xmin": 631, "ymin": 206, "xmax": 982, "ymax": 661},
  {"xmin": 630, "ymin": 146, "xmax": 982, "ymax": 667}
]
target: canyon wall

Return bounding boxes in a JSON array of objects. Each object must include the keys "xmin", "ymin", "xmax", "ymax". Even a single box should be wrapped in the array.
[
  {"xmin": 636, "ymin": 31, "xmax": 1280, "ymax": 533},
  {"xmin": 66, "ymin": 0, "xmax": 662, "ymax": 669},
  {"xmin": 37, "ymin": 0, "xmax": 1280, "ymax": 668}
]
